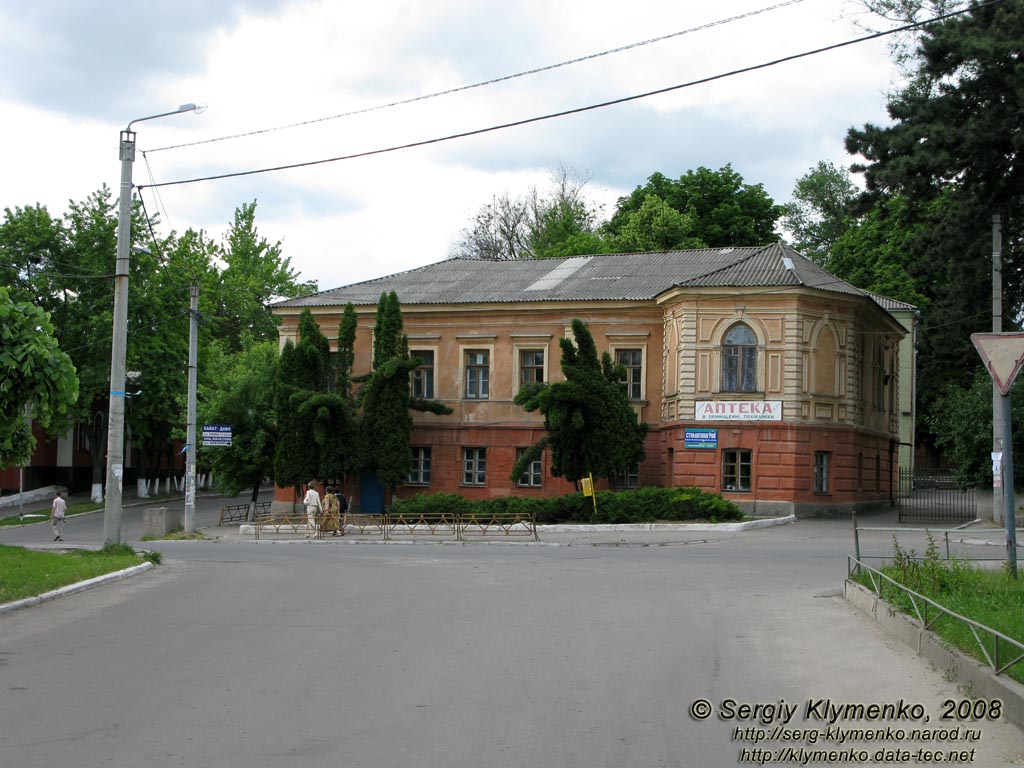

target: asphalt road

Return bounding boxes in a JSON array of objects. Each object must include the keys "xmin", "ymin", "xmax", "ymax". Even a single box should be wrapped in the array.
[{"xmin": 1, "ymin": 509, "xmax": 1022, "ymax": 767}]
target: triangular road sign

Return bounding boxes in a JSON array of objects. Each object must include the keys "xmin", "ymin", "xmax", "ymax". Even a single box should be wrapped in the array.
[{"xmin": 971, "ymin": 333, "xmax": 1024, "ymax": 396}]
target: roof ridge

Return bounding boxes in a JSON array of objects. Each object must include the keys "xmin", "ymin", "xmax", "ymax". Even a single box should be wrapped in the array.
[{"xmin": 671, "ymin": 243, "xmax": 777, "ymax": 287}]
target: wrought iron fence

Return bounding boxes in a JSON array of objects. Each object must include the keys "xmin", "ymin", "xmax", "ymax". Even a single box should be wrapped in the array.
[{"xmin": 898, "ymin": 468, "xmax": 976, "ymax": 523}]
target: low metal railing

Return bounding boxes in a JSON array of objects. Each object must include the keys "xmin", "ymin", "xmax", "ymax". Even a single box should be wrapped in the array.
[
  {"xmin": 852, "ymin": 517, "xmax": 1023, "ymax": 565},
  {"xmin": 848, "ymin": 556, "xmax": 1024, "ymax": 677},
  {"xmin": 384, "ymin": 511, "xmax": 459, "ymax": 539},
  {"xmin": 219, "ymin": 501, "xmax": 270, "ymax": 525},
  {"xmin": 382, "ymin": 510, "xmax": 537, "ymax": 541},
  {"xmin": 253, "ymin": 508, "xmax": 320, "ymax": 540},
  {"xmin": 458, "ymin": 510, "xmax": 539, "ymax": 541}
]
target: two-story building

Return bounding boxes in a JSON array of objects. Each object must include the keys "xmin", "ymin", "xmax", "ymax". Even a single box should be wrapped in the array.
[{"xmin": 272, "ymin": 244, "xmax": 908, "ymax": 516}]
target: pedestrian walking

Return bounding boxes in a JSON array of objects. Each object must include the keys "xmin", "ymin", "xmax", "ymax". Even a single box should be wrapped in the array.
[
  {"xmin": 302, "ymin": 481, "xmax": 322, "ymax": 536},
  {"xmin": 51, "ymin": 490, "xmax": 66, "ymax": 541},
  {"xmin": 322, "ymin": 486, "xmax": 341, "ymax": 536}
]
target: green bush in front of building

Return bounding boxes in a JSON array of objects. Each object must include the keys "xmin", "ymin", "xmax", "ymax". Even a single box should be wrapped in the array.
[{"xmin": 390, "ymin": 487, "xmax": 741, "ymax": 525}]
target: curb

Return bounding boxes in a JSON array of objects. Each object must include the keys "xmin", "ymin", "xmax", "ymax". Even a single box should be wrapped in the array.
[
  {"xmin": 233, "ymin": 515, "xmax": 795, "ymax": 540},
  {"xmin": 843, "ymin": 579, "xmax": 1024, "ymax": 730},
  {"xmin": 0, "ymin": 562, "xmax": 154, "ymax": 617},
  {"xmin": 541, "ymin": 515, "xmax": 795, "ymax": 532}
]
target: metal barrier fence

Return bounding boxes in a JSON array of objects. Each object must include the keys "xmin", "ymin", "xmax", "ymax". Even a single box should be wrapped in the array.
[
  {"xmin": 219, "ymin": 501, "xmax": 270, "ymax": 525},
  {"xmin": 254, "ymin": 508, "xmax": 319, "ymax": 540},
  {"xmin": 852, "ymin": 517, "xmax": 1024, "ymax": 567},
  {"xmin": 848, "ymin": 556, "xmax": 1024, "ymax": 678},
  {"xmin": 383, "ymin": 510, "xmax": 538, "ymax": 541},
  {"xmin": 898, "ymin": 468, "xmax": 976, "ymax": 524}
]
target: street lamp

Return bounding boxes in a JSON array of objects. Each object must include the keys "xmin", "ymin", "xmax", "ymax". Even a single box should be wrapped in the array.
[{"xmin": 102, "ymin": 103, "xmax": 204, "ymax": 546}]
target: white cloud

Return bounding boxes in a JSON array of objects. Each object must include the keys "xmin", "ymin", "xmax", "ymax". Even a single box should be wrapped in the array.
[{"xmin": 1, "ymin": 0, "xmax": 900, "ymax": 294}]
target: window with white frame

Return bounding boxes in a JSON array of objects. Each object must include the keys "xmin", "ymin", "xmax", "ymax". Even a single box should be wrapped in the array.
[
  {"xmin": 411, "ymin": 350, "xmax": 435, "ymax": 399},
  {"xmin": 464, "ymin": 350, "xmax": 489, "ymax": 399},
  {"xmin": 516, "ymin": 447, "xmax": 542, "ymax": 487},
  {"xmin": 462, "ymin": 447, "xmax": 487, "ymax": 485},
  {"xmin": 616, "ymin": 348, "xmax": 643, "ymax": 399},
  {"xmin": 722, "ymin": 324, "xmax": 758, "ymax": 392},
  {"xmin": 409, "ymin": 447, "xmax": 431, "ymax": 485},
  {"xmin": 519, "ymin": 349, "xmax": 545, "ymax": 386},
  {"xmin": 722, "ymin": 449, "xmax": 752, "ymax": 492}
]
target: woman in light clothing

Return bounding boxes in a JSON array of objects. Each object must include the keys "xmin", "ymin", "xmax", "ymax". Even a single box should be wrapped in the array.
[{"xmin": 302, "ymin": 481, "xmax": 322, "ymax": 535}]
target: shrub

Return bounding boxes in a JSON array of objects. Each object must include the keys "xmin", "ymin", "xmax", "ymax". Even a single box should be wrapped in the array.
[{"xmin": 390, "ymin": 487, "xmax": 741, "ymax": 524}]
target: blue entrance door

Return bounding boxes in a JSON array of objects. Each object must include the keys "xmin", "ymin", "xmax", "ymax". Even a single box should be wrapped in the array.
[{"xmin": 359, "ymin": 472, "xmax": 385, "ymax": 514}]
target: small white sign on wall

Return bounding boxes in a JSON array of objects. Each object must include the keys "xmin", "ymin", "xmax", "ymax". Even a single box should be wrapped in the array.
[{"xmin": 694, "ymin": 401, "xmax": 783, "ymax": 421}]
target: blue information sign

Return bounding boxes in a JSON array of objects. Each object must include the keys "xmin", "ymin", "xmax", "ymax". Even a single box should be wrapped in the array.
[
  {"xmin": 202, "ymin": 424, "xmax": 232, "ymax": 447},
  {"xmin": 684, "ymin": 428, "xmax": 718, "ymax": 449}
]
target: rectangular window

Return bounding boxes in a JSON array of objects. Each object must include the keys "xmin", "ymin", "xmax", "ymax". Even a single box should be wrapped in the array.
[
  {"xmin": 411, "ymin": 350, "xmax": 435, "ymax": 399},
  {"xmin": 617, "ymin": 348, "xmax": 643, "ymax": 399},
  {"xmin": 409, "ymin": 447, "xmax": 431, "ymax": 485},
  {"xmin": 814, "ymin": 452, "xmax": 830, "ymax": 494},
  {"xmin": 462, "ymin": 447, "xmax": 486, "ymax": 486},
  {"xmin": 612, "ymin": 463, "xmax": 640, "ymax": 490},
  {"xmin": 465, "ymin": 350, "xmax": 489, "ymax": 399},
  {"xmin": 722, "ymin": 449, "xmax": 752, "ymax": 492},
  {"xmin": 520, "ymin": 349, "xmax": 545, "ymax": 385},
  {"xmin": 516, "ymin": 448, "xmax": 542, "ymax": 487}
]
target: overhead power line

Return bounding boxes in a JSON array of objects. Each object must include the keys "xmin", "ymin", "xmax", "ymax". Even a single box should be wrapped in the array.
[
  {"xmin": 139, "ymin": 0, "xmax": 1004, "ymax": 193},
  {"xmin": 147, "ymin": 0, "xmax": 807, "ymax": 154}
]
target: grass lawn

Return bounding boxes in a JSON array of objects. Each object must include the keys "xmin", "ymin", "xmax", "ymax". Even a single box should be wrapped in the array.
[
  {"xmin": 0, "ymin": 544, "xmax": 151, "ymax": 604},
  {"xmin": 853, "ymin": 541, "xmax": 1024, "ymax": 685}
]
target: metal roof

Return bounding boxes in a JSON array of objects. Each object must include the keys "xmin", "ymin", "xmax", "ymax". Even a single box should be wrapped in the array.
[{"xmin": 273, "ymin": 243, "xmax": 899, "ymax": 309}]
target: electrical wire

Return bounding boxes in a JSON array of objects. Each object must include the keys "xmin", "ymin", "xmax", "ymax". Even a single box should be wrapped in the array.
[
  {"xmin": 138, "ymin": 0, "xmax": 1004, "ymax": 193},
  {"xmin": 146, "ymin": 0, "xmax": 808, "ymax": 154}
]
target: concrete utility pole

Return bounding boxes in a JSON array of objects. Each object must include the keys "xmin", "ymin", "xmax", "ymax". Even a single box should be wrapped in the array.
[
  {"xmin": 102, "ymin": 104, "xmax": 204, "ymax": 546},
  {"xmin": 971, "ymin": 331, "xmax": 1021, "ymax": 579},
  {"xmin": 991, "ymin": 213, "xmax": 1003, "ymax": 524},
  {"xmin": 185, "ymin": 280, "xmax": 199, "ymax": 533}
]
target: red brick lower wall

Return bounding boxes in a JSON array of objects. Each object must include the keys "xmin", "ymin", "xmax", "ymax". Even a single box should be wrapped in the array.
[
  {"xmin": 656, "ymin": 422, "xmax": 896, "ymax": 510},
  {"xmin": 273, "ymin": 421, "xmax": 897, "ymax": 515}
]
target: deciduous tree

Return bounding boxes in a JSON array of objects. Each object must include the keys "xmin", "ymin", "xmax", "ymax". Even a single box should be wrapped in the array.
[{"xmin": 0, "ymin": 287, "xmax": 79, "ymax": 468}]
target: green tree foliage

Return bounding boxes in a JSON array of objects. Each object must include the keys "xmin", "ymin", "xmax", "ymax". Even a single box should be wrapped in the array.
[
  {"xmin": 512, "ymin": 318, "xmax": 647, "ymax": 485},
  {"xmin": 781, "ymin": 161, "xmax": 859, "ymax": 267},
  {"xmin": 844, "ymin": 0, "xmax": 1024, "ymax": 458},
  {"xmin": 0, "ymin": 287, "xmax": 79, "ymax": 467},
  {"xmin": 359, "ymin": 292, "xmax": 452, "ymax": 492},
  {"xmin": 827, "ymin": 194, "xmax": 931, "ymax": 308},
  {"xmin": 199, "ymin": 341, "xmax": 279, "ymax": 504},
  {"xmin": 0, "ymin": 204, "xmax": 65, "ymax": 306},
  {"xmin": 928, "ymin": 368, "xmax": 1024, "ymax": 487},
  {"xmin": 274, "ymin": 309, "xmax": 356, "ymax": 492},
  {"xmin": 0, "ymin": 188, "xmax": 317, "ymax": 489},
  {"xmin": 335, "ymin": 303, "xmax": 358, "ymax": 400},
  {"xmin": 359, "ymin": 292, "xmax": 415, "ymax": 490},
  {"xmin": 608, "ymin": 194, "xmax": 704, "ymax": 253},
  {"xmin": 604, "ymin": 165, "xmax": 784, "ymax": 248},
  {"xmin": 213, "ymin": 201, "xmax": 317, "ymax": 352}
]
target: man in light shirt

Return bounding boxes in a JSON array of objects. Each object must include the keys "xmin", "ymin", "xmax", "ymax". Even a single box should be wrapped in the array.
[{"xmin": 51, "ymin": 490, "xmax": 66, "ymax": 542}]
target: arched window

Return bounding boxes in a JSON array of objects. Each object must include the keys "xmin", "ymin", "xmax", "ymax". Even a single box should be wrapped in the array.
[{"xmin": 722, "ymin": 323, "xmax": 757, "ymax": 392}]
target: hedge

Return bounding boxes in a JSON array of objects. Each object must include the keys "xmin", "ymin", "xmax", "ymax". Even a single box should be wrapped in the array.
[{"xmin": 390, "ymin": 486, "xmax": 742, "ymax": 524}]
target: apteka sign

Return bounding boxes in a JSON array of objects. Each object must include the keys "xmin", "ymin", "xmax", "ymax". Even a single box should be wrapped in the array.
[{"xmin": 694, "ymin": 400, "xmax": 782, "ymax": 422}]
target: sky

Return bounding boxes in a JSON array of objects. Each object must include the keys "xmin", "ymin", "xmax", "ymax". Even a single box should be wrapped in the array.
[{"xmin": 0, "ymin": 0, "xmax": 907, "ymax": 294}]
